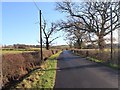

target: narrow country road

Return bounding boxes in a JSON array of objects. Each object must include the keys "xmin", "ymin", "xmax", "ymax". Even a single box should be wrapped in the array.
[{"xmin": 54, "ymin": 50, "xmax": 118, "ymax": 88}]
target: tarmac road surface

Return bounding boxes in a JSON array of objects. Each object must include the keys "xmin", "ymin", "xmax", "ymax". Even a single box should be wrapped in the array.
[{"xmin": 54, "ymin": 50, "xmax": 118, "ymax": 88}]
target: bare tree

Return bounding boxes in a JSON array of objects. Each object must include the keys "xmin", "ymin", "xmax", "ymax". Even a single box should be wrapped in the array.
[
  {"xmin": 57, "ymin": 18, "xmax": 97, "ymax": 49},
  {"xmin": 56, "ymin": 1, "xmax": 120, "ymax": 49},
  {"xmin": 42, "ymin": 20, "xmax": 59, "ymax": 50}
]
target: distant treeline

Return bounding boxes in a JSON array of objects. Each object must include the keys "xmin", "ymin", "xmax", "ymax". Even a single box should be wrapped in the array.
[
  {"xmin": 2, "ymin": 44, "xmax": 40, "ymax": 49},
  {"xmin": 2, "ymin": 44, "xmax": 70, "ymax": 50},
  {"xmin": 2, "ymin": 43, "xmax": 118, "ymax": 50}
]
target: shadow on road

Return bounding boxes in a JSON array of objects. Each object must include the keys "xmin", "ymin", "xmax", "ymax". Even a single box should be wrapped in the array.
[
  {"xmin": 57, "ymin": 56, "xmax": 81, "ymax": 61},
  {"xmin": 41, "ymin": 63, "xmax": 102, "ymax": 71},
  {"xmin": 42, "ymin": 50, "xmax": 118, "ymax": 76}
]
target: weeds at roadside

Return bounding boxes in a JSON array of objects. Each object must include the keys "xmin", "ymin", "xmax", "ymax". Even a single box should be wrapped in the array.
[{"xmin": 13, "ymin": 51, "xmax": 61, "ymax": 89}]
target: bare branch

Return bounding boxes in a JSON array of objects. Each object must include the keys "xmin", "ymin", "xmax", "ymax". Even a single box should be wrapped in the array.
[{"xmin": 49, "ymin": 37, "xmax": 59, "ymax": 44}]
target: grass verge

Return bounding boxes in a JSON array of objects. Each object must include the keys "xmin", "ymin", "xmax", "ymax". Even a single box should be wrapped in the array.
[
  {"xmin": 13, "ymin": 51, "xmax": 62, "ymax": 89},
  {"xmin": 87, "ymin": 57, "xmax": 120, "ymax": 70}
]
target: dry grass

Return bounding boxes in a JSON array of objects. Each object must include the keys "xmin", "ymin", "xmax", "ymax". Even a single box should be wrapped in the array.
[
  {"xmin": 72, "ymin": 48, "xmax": 118, "ymax": 67},
  {"xmin": 2, "ymin": 49, "xmax": 59, "ymax": 89}
]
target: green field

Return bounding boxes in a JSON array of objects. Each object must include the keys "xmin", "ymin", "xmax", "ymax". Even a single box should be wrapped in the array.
[
  {"xmin": 2, "ymin": 48, "xmax": 41, "ymax": 54},
  {"xmin": 2, "ymin": 50, "xmax": 35, "ymax": 54}
]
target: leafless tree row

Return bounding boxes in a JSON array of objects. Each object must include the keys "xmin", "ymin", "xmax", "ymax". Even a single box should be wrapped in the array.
[{"xmin": 55, "ymin": 1, "xmax": 120, "ymax": 49}]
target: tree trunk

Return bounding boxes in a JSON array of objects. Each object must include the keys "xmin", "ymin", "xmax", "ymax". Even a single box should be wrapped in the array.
[
  {"xmin": 46, "ymin": 38, "xmax": 49, "ymax": 50},
  {"xmin": 98, "ymin": 35, "xmax": 105, "ymax": 50},
  {"xmin": 77, "ymin": 39, "xmax": 82, "ymax": 49}
]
